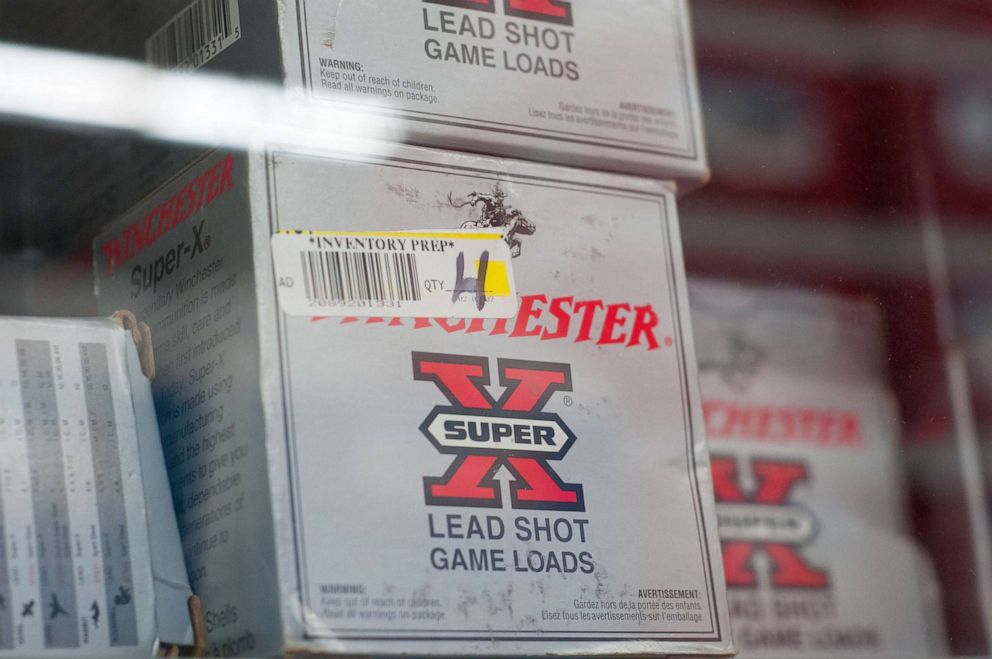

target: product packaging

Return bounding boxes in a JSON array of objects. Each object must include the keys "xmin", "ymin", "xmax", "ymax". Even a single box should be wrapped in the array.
[
  {"xmin": 93, "ymin": 144, "xmax": 732, "ymax": 656},
  {"xmin": 0, "ymin": 316, "xmax": 193, "ymax": 656},
  {"xmin": 690, "ymin": 279, "xmax": 947, "ymax": 658},
  {"xmin": 9, "ymin": 0, "xmax": 707, "ymax": 187}
]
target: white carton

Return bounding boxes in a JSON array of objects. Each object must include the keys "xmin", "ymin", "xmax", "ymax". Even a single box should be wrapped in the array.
[
  {"xmin": 0, "ymin": 317, "xmax": 193, "ymax": 656},
  {"xmin": 31, "ymin": 0, "xmax": 706, "ymax": 186},
  {"xmin": 286, "ymin": 0, "xmax": 706, "ymax": 183},
  {"xmin": 93, "ymin": 144, "xmax": 731, "ymax": 656},
  {"xmin": 689, "ymin": 279, "xmax": 946, "ymax": 658}
]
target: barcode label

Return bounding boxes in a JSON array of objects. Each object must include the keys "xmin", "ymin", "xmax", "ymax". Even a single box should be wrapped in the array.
[
  {"xmin": 301, "ymin": 250, "xmax": 423, "ymax": 305},
  {"xmin": 145, "ymin": 0, "xmax": 241, "ymax": 71},
  {"xmin": 272, "ymin": 230, "xmax": 519, "ymax": 319}
]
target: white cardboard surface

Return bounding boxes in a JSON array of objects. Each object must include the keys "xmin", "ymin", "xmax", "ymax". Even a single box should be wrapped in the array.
[
  {"xmin": 690, "ymin": 280, "xmax": 947, "ymax": 658},
  {"xmin": 0, "ymin": 317, "xmax": 191, "ymax": 657},
  {"xmin": 94, "ymin": 144, "xmax": 731, "ymax": 656}
]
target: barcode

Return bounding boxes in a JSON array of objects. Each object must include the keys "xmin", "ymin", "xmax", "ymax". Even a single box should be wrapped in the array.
[
  {"xmin": 146, "ymin": 0, "xmax": 240, "ymax": 70},
  {"xmin": 301, "ymin": 251, "xmax": 423, "ymax": 304}
]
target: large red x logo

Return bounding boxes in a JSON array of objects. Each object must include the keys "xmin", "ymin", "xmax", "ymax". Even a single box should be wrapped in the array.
[
  {"xmin": 423, "ymin": 0, "xmax": 573, "ymax": 25},
  {"xmin": 413, "ymin": 352, "xmax": 584, "ymax": 511},
  {"xmin": 712, "ymin": 456, "xmax": 829, "ymax": 589}
]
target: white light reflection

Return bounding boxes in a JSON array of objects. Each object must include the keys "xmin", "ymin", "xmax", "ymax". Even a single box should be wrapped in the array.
[{"xmin": 0, "ymin": 42, "xmax": 402, "ymax": 152}]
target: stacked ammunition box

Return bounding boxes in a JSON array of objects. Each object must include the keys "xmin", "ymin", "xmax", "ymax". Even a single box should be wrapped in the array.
[{"xmin": 691, "ymin": 279, "xmax": 946, "ymax": 658}]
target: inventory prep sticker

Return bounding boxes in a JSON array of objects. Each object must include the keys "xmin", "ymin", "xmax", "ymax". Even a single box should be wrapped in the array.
[{"xmin": 271, "ymin": 230, "xmax": 519, "ymax": 318}]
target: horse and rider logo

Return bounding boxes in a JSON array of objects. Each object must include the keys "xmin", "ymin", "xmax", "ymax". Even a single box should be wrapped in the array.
[
  {"xmin": 698, "ymin": 330, "xmax": 767, "ymax": 394},
  {"xmin": 448, "ymin": 185, "xmax": 536, "ymax": 258}
]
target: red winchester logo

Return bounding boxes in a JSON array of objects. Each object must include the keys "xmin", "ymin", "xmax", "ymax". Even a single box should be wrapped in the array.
[
  {"xmin": 704, "ymin": 400, "xmax": 865, "ymax": 448},
  {"xmin": 330, "ymin": 294, "xmax": 668, "ymax": 351},
  {"xmin": 424, "ymin": 0, "xmax": 573, "ymax": 25},
  {"xmin": 414, "ymin": 352, "xmax": 584, "ymax": 511},
  {"xmin": 99, "ymin": 154, "xmax": 234, "ymax": 275},
  {"xmin": 712, "ymin": 456, "xmax": 828, "ymax": 590}
]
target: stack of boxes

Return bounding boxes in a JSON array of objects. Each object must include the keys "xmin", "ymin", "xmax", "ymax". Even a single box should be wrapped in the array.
[
  {"xmin": 0, "ymin": 1, "xmax": 965, "ymax": 657},
  {"xmin": 2, "ymin": 0, "xmax": 965, "ymax": 656},
  {"xmin": 89, "ymin": 0, "xmax": 737, "ymax": 655}
]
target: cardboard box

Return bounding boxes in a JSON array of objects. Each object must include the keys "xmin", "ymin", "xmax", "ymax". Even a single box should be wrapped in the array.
[
  {"xmin": 93, "ymin": 144, "xmax": 732, "ymax": 656},
  {"xmin": 689, "ymin": 279, "xmax": 946, "ymax": 658},
  {"xmin": 12, "ymin": 0, "xmax": 706, "ymax": 187},
  {"xmin": 0, "ymin": 316, "xmax": 192, "ymax": 656}
]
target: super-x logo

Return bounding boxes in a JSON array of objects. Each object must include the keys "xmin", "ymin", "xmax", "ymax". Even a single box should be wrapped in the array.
[
  {"xmin": 425, "ymin": 0, "xmax": 573, "ymax": 25},
  {"xmin": 712, "ymin": 456, "xmax": 829, "ymax": 590},
  {"xmin": 414, "ymin": 352, "xmax": 584, "ymax": 512}
]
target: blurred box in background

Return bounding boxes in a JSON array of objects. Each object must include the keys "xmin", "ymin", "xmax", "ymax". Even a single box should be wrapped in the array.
[
  {"xmin": 684, "ymin": 2, "xmax": 992, "ymax": 653},
  {"xmin": 690, "ymin": 279, "xmax": 946, "ymax": 658}
]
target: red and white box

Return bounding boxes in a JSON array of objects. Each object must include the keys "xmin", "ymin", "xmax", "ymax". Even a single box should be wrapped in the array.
[
  {"xmin": 92, "ymin": 142, "xmax": 733, "ymax": 656},
  {"xmin": 26, "ymin": 0, "xmax": 708, "ymax": 187},
  {"xmin": 690, "ymin": 279, "xmax": 946, "ymax": 658}
]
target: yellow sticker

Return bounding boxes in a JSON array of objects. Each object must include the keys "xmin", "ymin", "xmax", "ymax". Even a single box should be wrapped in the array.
[{"xmin": 477, "ymin": 259, "xmax": 512, "ymax": 298}]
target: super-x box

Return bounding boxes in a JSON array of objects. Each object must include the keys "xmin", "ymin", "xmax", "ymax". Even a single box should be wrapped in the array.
[
  {"xmin": 31, "ymin": 0, "xmax": 706, "ymax": 187},
  {"xmin": 689, "ymin": 279, "xmax": 946, "ymax": 658},
  {"xmin": 92, "ymin": 143, "xmax": 732, "ymax": 656}
]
